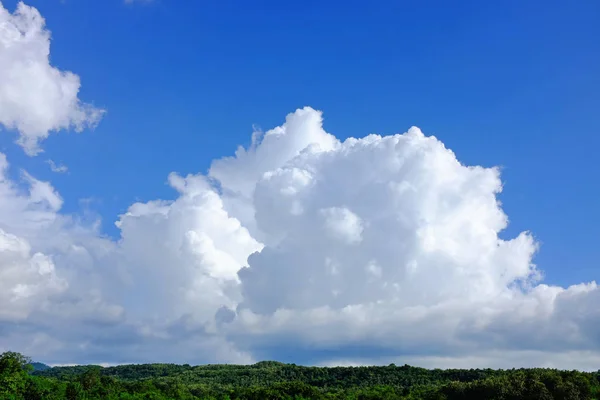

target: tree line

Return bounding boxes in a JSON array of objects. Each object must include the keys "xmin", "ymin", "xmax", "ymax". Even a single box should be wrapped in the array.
[{"xmin": 1, "ymin": 351, "xmax": 599, "ymax": 399}]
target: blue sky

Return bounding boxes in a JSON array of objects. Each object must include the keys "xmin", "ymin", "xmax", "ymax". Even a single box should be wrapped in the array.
[
  {"xmin": 0, "ymin": 0, "xmax": 599, "ymax": 367},
  {"xmin": 13, "ymin": 0, "xmax": 600, "ymax": 284}
]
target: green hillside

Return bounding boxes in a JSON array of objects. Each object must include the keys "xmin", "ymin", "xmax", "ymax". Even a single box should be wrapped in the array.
[{"xmin": 2, "ymin": 351, "xmax": 599, "ymax": 399}]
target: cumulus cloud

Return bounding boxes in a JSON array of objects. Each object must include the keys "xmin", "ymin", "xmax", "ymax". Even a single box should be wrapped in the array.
[
  {"xmin": 0, "ymin": 104, "xmax": 599, "ymax": 369},
  {"xmin": 0, "ymin": 2, "xmax": 104, "ymax": 155},
  {"xmin": 0, "ymin": 150, "xmax": 258, "ymax": 365},
  {"xmin": 0, "ymin": 152, "xmax": 125, "ymax": 353},
  {"xmin": 0, "ymin": 228, "xmax": 67, "ymax": 321},
  {"xmin": 209, "ymin": 108, "xmax": 338, "ymax": 242},
  {"xmin": 114, "ymin": 172, "xmax": 262, "ymax": 325},
  {"xmin": 209, "ymin": 109, "xmax": 600, "ymax": 368},
  {"xmin": 233, "ymin": 119, "xmax": 538, "ymax": 320},
  {"xmin": 0, "ymin": 4, "xmax": 597, "ymax": 367}
]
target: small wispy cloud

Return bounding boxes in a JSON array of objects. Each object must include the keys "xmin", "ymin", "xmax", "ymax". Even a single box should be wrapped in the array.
[
  {"xmin": 124, "ymin": 0, "xmax": 155, "ymax": 4},
  {"xmin": 47, "ymin": 159, "xmax": 68, "ymax": 174}
]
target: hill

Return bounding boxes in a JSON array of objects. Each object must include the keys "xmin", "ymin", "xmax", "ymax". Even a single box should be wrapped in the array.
[
  {"xmin": 2, "ymin": 351, "xmax": 600, "ymax": 399},
  {"xmin": 28, "ymin": 362, "xmax": 51, "ymax": 372}
]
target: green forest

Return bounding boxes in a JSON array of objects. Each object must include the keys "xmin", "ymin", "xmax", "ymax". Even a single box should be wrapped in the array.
[{"xmin": 1, "ymin": 351, "xmax": 599, "ymax": 399}]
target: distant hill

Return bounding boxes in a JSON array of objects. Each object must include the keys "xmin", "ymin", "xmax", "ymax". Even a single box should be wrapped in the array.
[
  {"xmin": 16, "ymin": 356, "xmax": 600, "ymax": 399},
  {"xmin": 29, "ymin": 362, "xmax": 51, "ymax": 372}
]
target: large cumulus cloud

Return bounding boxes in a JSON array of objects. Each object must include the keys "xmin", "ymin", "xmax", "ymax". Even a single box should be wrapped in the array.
[
  {"xmin": 207, "ymin": 110, "xmax": 600, "ymax": 367},
  {"xmin": 1, "ymin": 105, "xmax": 599, "ymax": 369},
  {"xmin": 1, "ymin": 2, "xmax": 599, "ymax": 370}
]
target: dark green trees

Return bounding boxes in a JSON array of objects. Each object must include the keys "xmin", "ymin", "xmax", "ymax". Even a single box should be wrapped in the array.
[
  {"xmin": 0, "ymin": 351, "xmax": 32, "ymax": 398},
  {"xmin": 2, "ymin": 350, "xmax": 600, "ymax": 399}
]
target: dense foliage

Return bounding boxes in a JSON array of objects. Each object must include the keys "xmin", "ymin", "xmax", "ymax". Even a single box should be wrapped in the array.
[{"xmin": 1, "ymin": 351, "xmax": 599, "ymax": 399}]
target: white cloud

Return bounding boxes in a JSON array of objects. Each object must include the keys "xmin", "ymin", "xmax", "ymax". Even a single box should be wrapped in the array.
[
  {"xmin": 0, "ymin": 5, "xmax": 597, "ymax": 368},
  {"xmin": 209, "ymin": 107, "xmax": 337, "ymax": 242},
  {"xmin": 114, "ymin": 172, "xmax": 262, "ymax": 324},
  {"xmin": 0, "ymin": 154, "xmax": 125, "ymax": 362},
  {"xmin": 234, "ymin": 121, "xmax": 539, "ymax": 317},
  {"xmin": 0, "ymin": 105, "xmax": 599, "ymax": 369},
  {"xmin": 0, "ymin": 148, "xmax": 259, "ymax": 364},
  {"xmin": 46, "ymin": 160, "xmax": 68, "ymax": 174},
  {"xmin": 213, "ymin": 109, "xmax": 600, "ymax": 368},
  {"xmin": 0, "ymin": 2, "xmax": 104, "ymax": 155},
  {"xmin": 0, "ymin": 228, "xmax": 67, "ymax": 321},
  {"xmin": 321, "ymin": 207, "xmax": 364, "ymax": 244},
  {"xmin": 319, "ymin": 350, "xmax": 600, "ymax": 372},
  {"xmin": 124, "ymin": 0, "xmax": 154, "ymax": 4}
]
